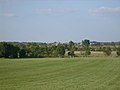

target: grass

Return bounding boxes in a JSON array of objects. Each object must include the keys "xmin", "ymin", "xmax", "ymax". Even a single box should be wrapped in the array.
[{"xmin": 0, "ymin": 57, "xmax": 120, "ymax": 90}]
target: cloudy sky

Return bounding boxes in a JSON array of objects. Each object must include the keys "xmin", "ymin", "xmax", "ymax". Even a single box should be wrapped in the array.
[{"xmin": 0, "ymin": 0, "xmax": 120, "ymax": 42}]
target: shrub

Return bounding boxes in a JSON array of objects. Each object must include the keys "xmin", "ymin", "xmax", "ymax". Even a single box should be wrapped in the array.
[
  {"xmin": 116, "ymin": 47, "xmax": 120, "ymax": 56},
  {"xmin": 103, "ymin": 47, "xmax": 112, "ymax": 56}
]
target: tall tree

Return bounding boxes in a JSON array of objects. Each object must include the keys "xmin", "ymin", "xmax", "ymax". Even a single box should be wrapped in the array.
[
  {"xmin": 69, "ymin": 41, "xmax": 74, "ymax": 48},
  {"xmin": 82, "ymin": 39, "xmax": 91, "ymax": 56},
  {"xmin": 56, "ymin": 44, "xmax": 65, "ymax": 58}
]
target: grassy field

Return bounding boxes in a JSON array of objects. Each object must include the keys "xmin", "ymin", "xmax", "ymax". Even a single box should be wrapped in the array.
[{"xmin": 0, "ymin": 57, "xmax": 120, "ymax": 90}]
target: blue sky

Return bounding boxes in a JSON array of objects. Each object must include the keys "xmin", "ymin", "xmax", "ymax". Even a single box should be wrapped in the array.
[{"xmin": 0, "ymin": 0, "xmax": 120, "ymax": 42}]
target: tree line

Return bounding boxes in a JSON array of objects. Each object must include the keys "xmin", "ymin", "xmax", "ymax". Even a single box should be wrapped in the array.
[{"xmin": 0, "ymin": 40, "xmax": 120, "ymax": 58}]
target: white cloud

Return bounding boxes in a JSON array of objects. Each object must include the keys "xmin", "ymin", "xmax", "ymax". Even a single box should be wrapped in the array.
[
  {"xmin": 4, "ymin": 13, "xmax": 16, "ymax": 17},
  {"xmin": 36, "ymin": 8, "xmax": 79, "ymax": 15},
  {"xmin": 91, "ymin": 7, "xmax": 120, "ymax": 15}
]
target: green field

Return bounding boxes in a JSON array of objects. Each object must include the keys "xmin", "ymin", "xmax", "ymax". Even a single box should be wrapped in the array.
[{"xmin": 0, "ymin": 57, "xmax": 120, "ymax": 90}]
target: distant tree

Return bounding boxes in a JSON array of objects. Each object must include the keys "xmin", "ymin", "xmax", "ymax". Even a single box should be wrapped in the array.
[
  {"xmin": 48, "ymin": 45, "xmax": 57, "ymax": 57},
  {"xmin": 82, "ymin": 39, "xmax": 90, "ymax": 47},
  {"xmin": 29, "ymin": 46, "xmax": 45, "ymax": 58},
  {"xmin": 82, "ymin": 39, "xmax": 91, "ymax": 56},
  {"xmin": 0, "ymin": 43, "xmax": 5, "ymax": 57},
  {"xmin": 11, "ymin": 46, "xmax": 19, "ymax": 58},
  {"xmin": 56, "ymin": 44, "xmax": 65, "ymax": 58},
  {"xmin": 69, "ymin": 41, "xmax": 74, "ymax": 48},
  {"xmin": 19, "ymin": 49, "xmax": 27, "ymax": 58},
  {"xmin": 0, "ymin": 42, "xmax": 19, "ymax": 58},
  {"xmin": 26, "ymin": 45, "xmax": 36, "ymax": 58},
  {"xmin": 45, "ymin": 46, "xmax": 55, "ymax": 57},
  {"xmin": 116, "ymin": 47, "xmax": 120, "ymax": 56},
  {"xmin": 111, "ymin": 42, "xmax": 116, "ymax": 51},
  {"xmin": 38, "ymin": 46, "xmax": 47, "ymax": 57},
  {"xmin": 103, "ymin": 47, "xmax": 112, "ymax": 56}
]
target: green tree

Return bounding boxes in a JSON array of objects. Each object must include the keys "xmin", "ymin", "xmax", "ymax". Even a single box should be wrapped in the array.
[
  {"xmin": 116, "ymin": 47, "xmax": 120, "ymax": 56},
  {"xmin": 50, "ymin": 45, "xmax": 57, "ymax": 57},
  {"xmin": 28, "ymin": 45, "xmax": 44, "ymax": 58},
  {"xmin": 0, "ymin": 42, "xmax": 19, "ymax": 58},
  {"xmin": 103, "ymin": 47, "xmax": 112, "ymax": 56},
  {"xmin": 0, "ymin": 42, "xmax": 5, "ymax": 57},
  {"xmin": 56, "ymin": 44, "xmax": 65, "ymax": 58},
  {"xmin": 19, "ymin": 49, "xmax": 27, "ymax": 58},
  {"xmin": 45, "ymin": 46, "xmax": 54, "ymax": 57},
  {"xmin": 69, "ymin": 41, "xmax": 74, "ymax": 48},
  {"xmin": 82, "ymin": 39, "xmax": 91, "ymax": 56}
]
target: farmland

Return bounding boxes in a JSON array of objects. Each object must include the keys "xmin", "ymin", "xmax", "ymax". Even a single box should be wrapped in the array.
[{"xmin": 0, "ymin": 57, "xmax": 120, "ymax": 90}]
